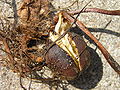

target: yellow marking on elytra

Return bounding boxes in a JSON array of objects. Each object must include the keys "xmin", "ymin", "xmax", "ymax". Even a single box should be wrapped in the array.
[{"xmin": 49, "ymin": 12, "xmax": 82, "ymax": 71}]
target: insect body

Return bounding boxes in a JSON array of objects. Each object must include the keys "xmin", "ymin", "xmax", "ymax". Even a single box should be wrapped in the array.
[{"xmin": 45, "ymin": 13, "xmax": 90, "ymax": 80}]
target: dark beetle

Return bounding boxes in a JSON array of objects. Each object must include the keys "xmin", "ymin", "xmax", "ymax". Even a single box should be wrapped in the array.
[{"xmin": 45, "ymin": 33, "xmax": 90, "ymax": 80}]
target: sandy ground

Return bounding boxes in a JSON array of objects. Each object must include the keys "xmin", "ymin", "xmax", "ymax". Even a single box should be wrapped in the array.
[{"xmin": 0, "ymin": 0, "xmax": 120, "ymax": 90}]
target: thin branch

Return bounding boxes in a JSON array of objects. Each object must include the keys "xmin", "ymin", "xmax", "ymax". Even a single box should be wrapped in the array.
[
  {"xmin": 20, "ymin": 76, "xmax": 27, "ymax": 90},
  {"xmin": 2, "ymin": 38, "xmax": 14, "ymax": 63},
  {"xmin": 68, "ymin": 8, "xmax": 120, "ymax": 15}
]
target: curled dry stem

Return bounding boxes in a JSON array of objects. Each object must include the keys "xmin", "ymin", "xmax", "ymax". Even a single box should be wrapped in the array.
[{"xmin": 68, "ymin": 8, "xmax": 120, "ymax": 15}]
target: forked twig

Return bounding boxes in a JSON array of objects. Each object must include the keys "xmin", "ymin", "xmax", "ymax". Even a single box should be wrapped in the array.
[{"xmin": 62, "ymin": 11, "xmax": 120, "ymax": 75}]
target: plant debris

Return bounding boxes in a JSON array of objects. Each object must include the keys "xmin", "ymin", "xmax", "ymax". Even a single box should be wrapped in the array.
[{"xmin": 0, "ymin": 0, "xmax": 54, "ymax": 78}]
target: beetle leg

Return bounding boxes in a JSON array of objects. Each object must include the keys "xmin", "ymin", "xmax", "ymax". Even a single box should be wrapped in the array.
[
  {"xmin": 68, "ymin": 8, "xmax": 120, "ymax": 15},
  {"xmin": 62, "ymin": 11, "xmax": 120, "ymax": 75}
]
